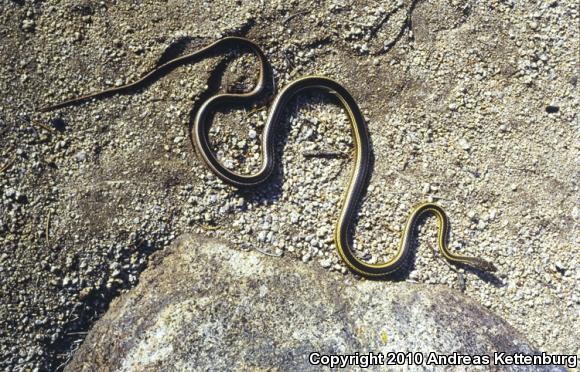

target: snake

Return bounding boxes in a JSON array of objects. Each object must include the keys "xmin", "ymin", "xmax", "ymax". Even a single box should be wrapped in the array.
[{"xmin": 40, "ymin": 36, "xmax": 497, "ymax": 277}]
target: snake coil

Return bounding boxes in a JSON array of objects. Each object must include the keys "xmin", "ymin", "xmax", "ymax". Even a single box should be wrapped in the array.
[{"xmin": 41, "ymin": 37, "xmax": 497, "ymax": 277}]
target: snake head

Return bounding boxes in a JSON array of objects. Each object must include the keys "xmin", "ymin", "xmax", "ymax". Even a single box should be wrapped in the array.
[{"xmin": 469, "ymin": 258, "xmax": 497, "ymax": 273}]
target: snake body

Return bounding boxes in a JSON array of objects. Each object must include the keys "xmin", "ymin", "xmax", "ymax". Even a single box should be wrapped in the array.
[{"xmin": 41, "ymin": 37, "xmax": 497, "ymax": 277}]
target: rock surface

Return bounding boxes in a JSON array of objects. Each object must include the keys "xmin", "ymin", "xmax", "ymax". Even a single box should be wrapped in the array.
[{"xmin": 66, "ymin": 235, "xmax": 564, "ymax": 371}]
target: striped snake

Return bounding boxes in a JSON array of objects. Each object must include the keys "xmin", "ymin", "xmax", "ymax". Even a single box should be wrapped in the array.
[{"xmin": 40, "ymin": 37, "xmax": 497, "ymax": 277}]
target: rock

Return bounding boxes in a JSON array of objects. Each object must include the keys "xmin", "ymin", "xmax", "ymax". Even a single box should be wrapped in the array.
[
  {"xmin": 458, "ymin": 138, "xmax": 471, "ymax": 151},
  {"xmin": 21, "ymin": 19, "xmax": 35, "ymax": 32},
  {"xmin": 65, "ymin": 235, "xmax": 563, "ymax": 371},
  {"xmin": 75, "ymin": 151, "xmax": 87, "ymax": 162}
]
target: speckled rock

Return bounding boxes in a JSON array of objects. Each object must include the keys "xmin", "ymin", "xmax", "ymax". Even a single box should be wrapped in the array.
[{"xmin": 65, "ymin": 235, "xmax": 565, "ymax": 371}]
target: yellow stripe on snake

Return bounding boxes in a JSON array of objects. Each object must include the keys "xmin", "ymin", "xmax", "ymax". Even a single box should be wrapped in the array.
[{"xmin": 40, "ymin": 37, "xmax": 497, "ymax": 277}]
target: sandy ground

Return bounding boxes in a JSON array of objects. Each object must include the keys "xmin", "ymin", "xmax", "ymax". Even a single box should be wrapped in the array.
[{"xmin": 0, "ymin": 0, "xmax": 578, "ymax": 370}]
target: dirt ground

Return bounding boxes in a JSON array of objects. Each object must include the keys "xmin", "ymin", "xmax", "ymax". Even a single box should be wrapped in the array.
[{"xmin": 0, "ymin": 0, "xmax": 578, "ymax": 370}]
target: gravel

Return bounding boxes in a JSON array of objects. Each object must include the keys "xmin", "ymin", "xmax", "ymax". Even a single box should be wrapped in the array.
[{"xmin": 1, "ymin": 0, "xmax": 578, "ymax": 370}]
